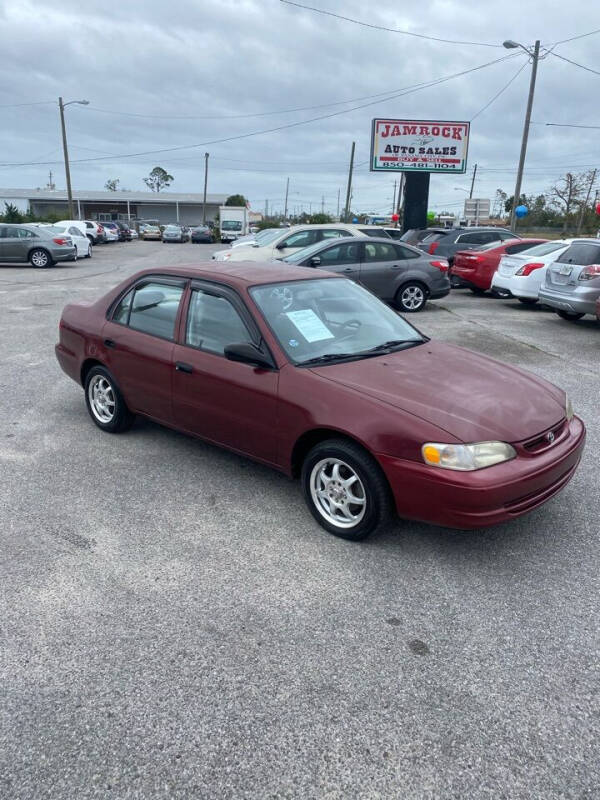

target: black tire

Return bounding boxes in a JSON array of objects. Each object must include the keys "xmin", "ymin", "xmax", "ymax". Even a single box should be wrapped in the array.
[
  {"xmin": 87, "ymin": 244, "xmax": 92, "ymax": 258},
  {"xmin": 301, "ymin": 438, "xmax": 392, "ymax": 541},
  {"xmin": 469, "ymin": 287, "xmax": 486, "ymax": 296},
  {"xmin": 395, "ymin": 281, "xmax": 428, "ymax": 312},
  {"xmin": 517, "ymin": 297, "xmax": 538, "ymax": 305},
  {"xmin": 556, "ymin": 310, "xmax": 584, "ymax": 321},
  {"xmin": 86, "ymin": 235, "xmax": 94, "ymax": 245},
  {"xmin": 29, "ymin": 248, "xmax": 54, "ymax": 268},
  {"xmin": 84, "ymin": 366, "xmax": 135, "ymax": 433}
]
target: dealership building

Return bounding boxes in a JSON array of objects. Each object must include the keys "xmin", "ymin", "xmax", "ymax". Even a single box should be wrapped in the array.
[{"xmin": 0, "ymin": 188, "xmax": 229, "ymax": 225}]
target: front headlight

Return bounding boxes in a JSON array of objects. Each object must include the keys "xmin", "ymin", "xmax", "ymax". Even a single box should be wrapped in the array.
[
  {"xmin": 422, "ymin": 441, "xmax": 516, "ymax": 471},
  {"xmin": 566, "ymin": 395, "xmax": 574, "ymax": 421}
]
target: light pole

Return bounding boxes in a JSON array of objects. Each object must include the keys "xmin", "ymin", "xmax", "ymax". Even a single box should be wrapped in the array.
[
  {"xmin": 503, "ymin": 39, "xmax": 541, "ymax": 232},
  {"xmin": 58, "ymin": 97, "xmax": 89, "ymax": 219}
]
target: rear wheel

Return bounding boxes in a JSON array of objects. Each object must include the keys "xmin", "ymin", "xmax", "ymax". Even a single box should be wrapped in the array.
[
  {"xmin": 396, "ymin": 282, "xmax": 428, "ymax": 312},
  {"xmin": 517, "ymin": 297, "xmax": 538, "ymax": 305},
  {"xmin": 84, "ymin": 366, "xmax": 135, "ymax": 433},
  {"xmin": 301, "ymin": 439, "xmax": 392, "ymax": 541},
  {"xmin": 29, "ymin": 248, "xmax": 53, "ymax": 268},
  {"xmin": 556, "ymin": 310, "xmax": 584, "ymax": 321}
]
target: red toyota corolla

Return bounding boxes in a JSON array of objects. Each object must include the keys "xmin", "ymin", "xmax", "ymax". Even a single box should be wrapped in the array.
[
  {"xmin": 451, "ymin": 238, "xmax": 548, "ymax": 293},
  {"xmin": 55, "ymin": 262, "xmax": 585, "ymax": 540}
]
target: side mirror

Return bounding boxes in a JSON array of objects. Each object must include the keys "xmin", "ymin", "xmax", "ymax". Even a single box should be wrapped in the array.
[
  {"xmin": 309, "ymin": 256, "xmax": 321, "ymax": 267},
  {"xmin": 276, "ymin": 242, "xmax": 288, "ymax": 250},
  {"xmin": 224, "ymin": 342, "xmax": 275, "ymax": 370}
]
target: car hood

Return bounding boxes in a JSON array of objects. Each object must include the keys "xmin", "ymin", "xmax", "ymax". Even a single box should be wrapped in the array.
[{"xmin": 310, "ymin": 341, "xmax": 565, "ymax": 443}]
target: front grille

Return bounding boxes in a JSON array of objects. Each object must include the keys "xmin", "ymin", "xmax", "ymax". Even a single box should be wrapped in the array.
[{"xmin": 523, "ymin": 419, "xmax": 567, "ymax": 453}]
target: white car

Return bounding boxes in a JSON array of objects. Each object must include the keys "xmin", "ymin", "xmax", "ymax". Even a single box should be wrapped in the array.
[
  {"xmin": 491, "ymin": 240, "xmax": 572, "ymax": 303},
  {"xmin": 213, "ymin": 224, "xmax": 383, "ymax": 263},
  {"xmin": 53, "ymin": 223, "xmax": 92, "ymax": 259},
  {"xmin": 83, "ymin": 220, "xmax": 105, "ymax": 244}
]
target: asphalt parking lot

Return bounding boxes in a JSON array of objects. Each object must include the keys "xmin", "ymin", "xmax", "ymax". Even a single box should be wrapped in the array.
[{"xmin": 1, "ymin": 241, "xmax": 598, "ymax": 799}]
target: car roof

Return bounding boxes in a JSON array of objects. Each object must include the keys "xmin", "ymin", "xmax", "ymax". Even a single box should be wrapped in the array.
[{"xmin": 130, "ymin": 261, "xmax": 338, "ymax": 288}]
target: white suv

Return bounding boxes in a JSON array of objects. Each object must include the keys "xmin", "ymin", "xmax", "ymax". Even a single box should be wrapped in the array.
[
  {"xmin": 213, "ymin": 224, "xmax": 384, "ymax": 263},
  {"xmin": 83, "ymin": 220, "xmax": 106, "ymax": 244}
]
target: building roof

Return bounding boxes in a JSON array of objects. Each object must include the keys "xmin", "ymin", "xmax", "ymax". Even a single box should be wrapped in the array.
[{"xmin": 0, "ymin": 188, "xmax": 229, "ymax": 204}]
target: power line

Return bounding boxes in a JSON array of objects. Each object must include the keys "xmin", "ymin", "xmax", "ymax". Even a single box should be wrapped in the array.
[
  {"xmin": 544, "ymin": 123, "xmax": 600, "ymax": 130},
  {"xmin": 470, "ymin": 59, "xmax": 529, "ymax": 121},
  {"xmin": 0, "ymin": 100, "xmax": 55, "ymax": 108},
  {"xmin": 0, "ymin": 52, "xmax": 520, "ymax": 169},
  {"xmin": 549, "ymin": 51, "xmax": 600, "ymax": 77},
  {"xmin": 279, "ymin": 0, "xmax": 504, "ymax": 47},
  {"xmin": 549, "ymin": 27, "xmax": 600, "ymax": 46}
]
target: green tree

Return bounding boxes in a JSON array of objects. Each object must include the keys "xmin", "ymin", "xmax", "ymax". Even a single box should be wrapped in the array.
[
  {"xmin": 105, "ymin": 178, "xmax": 120, "ymax": 191},
  {"xmin": 225, "ymin": 194, "xmax": 248, "ymax": 207},
  {"xmin": 143, "ymin": 167, "xmax": 174, "ymax": 193},
  {"xmin": 0, "ymin": 202, "xmax": 24, "ymax": 223},
  {"xmin": 306, "ymin": 212, "xmax": 333, "ymax": 224}
]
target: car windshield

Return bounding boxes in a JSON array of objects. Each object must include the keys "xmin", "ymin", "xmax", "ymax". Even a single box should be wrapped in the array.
[
  {"xmin": 516, "ymin": 241, "xmax": 567, "ymax": 257},
  {"xmin": 165, "ymin": 226, "xmax": 180, "ymax": 231},
  {"xmin": 281, "ymin": 240, "xmax": 327, "ymax": 264},
  {"xmin": 250, "ymin": 277, "xmax": 425, "ymax": 365},
  {"xmin": 222, "ymin": 220, "xmax": 242, "ymax": 231}
]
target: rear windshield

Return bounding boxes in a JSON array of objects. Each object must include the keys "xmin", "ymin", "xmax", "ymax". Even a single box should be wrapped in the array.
[
  {"xmin": 513, "ymin": 241, "xmax": 564, "ymax": 257},
  {"xmin": 421, "ymin": 232, "xmax": 448, "ymax": 243}
]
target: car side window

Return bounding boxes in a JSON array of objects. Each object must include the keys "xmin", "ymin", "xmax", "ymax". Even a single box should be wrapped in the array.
[
  {"xmin": 394, "ymin": 244, "xmax": 420, "ymax": 260},
  {"xmin": 6, "ymin": 226, "xmax": 32, "ymax": 238},
  {"xmin": 186, "ymin": 289, "xmax": 251, "ymax": 356},
  {"xmin": 317, "ymin": 241, "xmax": 361, "ymax": 265},
  {"xmin": 281, "ymin": 230, "xmax": 319, "ymax": 249},
  {"xmin": 455, "ymin": 232, "xmax": 479, "ymax": 244},
  {"xmin": 497, "ymin": 231, "xmax": 516, "ymax": 241},
  {"xmin": 319, "ymin": 229, "xmax": 351, "ymax": 241},
  {"xmin": 120, "ymin": 282, "xmax": 184, "ymax": 340},
  {"xmin": 69, "ymin": 227, "xmax": 81, "ymax": 237},
  {"xmin": 364, "ymin": 242, "xmax": 398, "ymax": 262}
]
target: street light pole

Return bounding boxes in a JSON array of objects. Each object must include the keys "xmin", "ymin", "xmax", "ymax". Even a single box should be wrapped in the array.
[
  {"xmin": 58, "ymin": 97, "xmax": 89, "ymax": 220},
  {"xmin": 202, "ymin": 152, "xmax": 209, "ymax": 224},
  {"xmin": 504, "ymin": 39, "xmax": 540, "ymax": 232}
]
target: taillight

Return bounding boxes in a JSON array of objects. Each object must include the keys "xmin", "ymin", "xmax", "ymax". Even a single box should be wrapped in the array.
[
  {"xmin": 98, "ymin": 225, "xmax": 104, "ymax": 232},
  {"xmin": 463, "ymin": 254, "xmax": 482, "ymax": 262},
  {"xmin": 53, "ymin": 237, "xmax": 69, "ymax": 245},
  {"xmin": 579, "ymin": 264, "xmax": 600, "ymax": 281},
  {"xmin": 430, "ymin": 260, "xmax": 449, "ymax": 272},
  {"xmin": 428, "ymin": 241, "xmax": 439, "ymax": 255},
  {"xmin": 515, "ymin": 262, "xmax": 545, "ymax": 276}
]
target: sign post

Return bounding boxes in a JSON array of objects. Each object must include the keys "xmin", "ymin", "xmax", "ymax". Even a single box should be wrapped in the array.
[{"xmin": 370, "ymin": 118, "xmax": 470, "ymax": 232}]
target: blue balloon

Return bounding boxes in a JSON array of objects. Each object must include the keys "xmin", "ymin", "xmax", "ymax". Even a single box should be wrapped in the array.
[
  {"xmin": 352, "ymin": 217, "xmax": 359, "ymax": 223},
  {"xmin": 515, "ymin": 204, "xmax": 528, "ymax": 218}
]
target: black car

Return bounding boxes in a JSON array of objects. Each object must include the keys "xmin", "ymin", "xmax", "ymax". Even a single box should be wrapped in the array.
[
  {"xmin": 400, "ymin": 227, "xmax": 449, "ymax": 247},
  {"xmin": 417, "ymin": 227, "xmax": 516, "ymax": 265},
  {"xmin": 190, "ymin": 225, "xmax": 213, "ymax": 243},
  {"xmin": 113, "ymin": 221, "xmax": 133, "ymax": 241}
]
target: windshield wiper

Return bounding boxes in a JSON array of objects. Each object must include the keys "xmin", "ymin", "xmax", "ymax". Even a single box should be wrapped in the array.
[
  {"xmin": 360, "ymin": 339, "xmax": 423, "ymax": 355},
  {"xmin": 296, "ymin": 353, "xmax": 356, "ymax": 366}
]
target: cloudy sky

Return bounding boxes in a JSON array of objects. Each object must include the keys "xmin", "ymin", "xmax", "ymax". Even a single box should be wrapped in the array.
[{"xmin": 1, "ymin": 0, "xmax": 598, "ymax": 217}]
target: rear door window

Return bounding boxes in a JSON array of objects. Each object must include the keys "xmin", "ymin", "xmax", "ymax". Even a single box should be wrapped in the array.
[
  {"xmin": 363, "ymin": 242, "xmax": 398, "ymax": 262},
  {"xmin": 556, "ymin": 243, "xmax": 600, "ymax": 265},
  {"xmin": 319, "ymin": 229, "xmax": 352, "ymax": 241},
  {"xmin": 281, "ymin": 230, "xmax": 319, "ymax": 249},
  {"xmin": 114, "ymin": 281, "xmax": 184, "ymax": 340},
  {"xmin": 394, "ymin": 244, "xmax": 421, "ymax": 260}
]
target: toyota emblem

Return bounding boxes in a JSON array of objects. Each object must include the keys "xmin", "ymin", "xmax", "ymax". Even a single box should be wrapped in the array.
[{"xmin": 547, "ymin": 431, "xmax": 555, "ymax": 444}]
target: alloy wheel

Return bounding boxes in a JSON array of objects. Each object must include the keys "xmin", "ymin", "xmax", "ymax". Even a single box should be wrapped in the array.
[
  {"xmin": 309, "ymin": 458, "xmax": 367, "ymax": 529},
  {"xmin": 88, "ymin": 375, "xmax": 116, "ymax": 424},
  {"xmin": 400, "ymin": 284, "xmax": 425, "ymax": 311}
]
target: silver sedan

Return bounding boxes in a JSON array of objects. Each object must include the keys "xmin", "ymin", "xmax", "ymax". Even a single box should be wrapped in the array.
[{"xmin": 0, "ymin": 223, "xmax": 76, "ymax": 267}]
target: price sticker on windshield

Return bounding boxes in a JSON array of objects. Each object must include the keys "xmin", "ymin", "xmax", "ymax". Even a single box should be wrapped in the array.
[{"xmin": 286, "ymin": 309, "xmax": 334, "ymax": 343}]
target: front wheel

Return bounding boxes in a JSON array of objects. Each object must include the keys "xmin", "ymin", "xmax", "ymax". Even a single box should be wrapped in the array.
[
  {"xmin": 29, "ymin": 248, "xmax": 54, "ymax": 268},
  {"xmin": 301, "ymin": 439, "xmax": 392, "ymax": 540},
  {"xmin": 556, "ymin": 310, "xmax": 584, "ymax": 321},
  {"xmin": 396, "ymin": 282, "xmax": 427, "ymax": 312},
  {"xmin": 84, "ymin": 366, "xmax": 135, "ymax": 433}
]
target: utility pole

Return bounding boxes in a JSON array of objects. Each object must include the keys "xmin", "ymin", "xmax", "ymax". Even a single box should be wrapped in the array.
[
  {"xmin": 283, "ymin": 177, "xmax": 289, "ymax": 219},
  {"xmin": 343, "ymin": 141, "xmax": 356, "ymax": 222},
  {"xmin": 265, "ymin": 199, "xmax": 269, "ymax": 217},
  {"xmin": 577, "ymin": 168, "xmax": 597, "ymax": 234},
  {"xmin": 202, "ymin": 152, "xmax": 209, "ymax": 224},
  {"xmin": 321, "ymin": 195, "xmax": 325, "ymax": 214},
  {"xmin": 506, "ymin": 39, "xmax": 541, "ymax": 231},
  {"xmin": 58, "ymin": 97, "xmax": 74, "ymax": 219},
  {"xmin": 392, "ymin": 180, "xmax": 397, "ymax": 216},
  {"xmin": 469, "ymin": 163, "xmax": 478, "ymax": 199},
  {"xmin": 396, "ymin": 173, "xmax": 404, "ymax": 219},
  {"xmin": 336, "ymin": 188, "xmax": 340, "ymax": 220}
]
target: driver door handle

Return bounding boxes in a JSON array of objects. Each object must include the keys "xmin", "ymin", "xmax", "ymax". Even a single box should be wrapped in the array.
[
  {"xmin": 390, "ymin": 264, "xmax": 402, "ymax": 270},
  {"xmin": 175, "ymin": 362, "xmax": 193, "ymax": 374},
  {"xmin": 342, "ymin": 267, "xmax": 354, "ymax": 272}
]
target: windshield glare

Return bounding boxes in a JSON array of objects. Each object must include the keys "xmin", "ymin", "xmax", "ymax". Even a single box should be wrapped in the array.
[
  {"xmin": 250, "ymin": 278, "xmax": 424, "ymax": 364},
  {"xmin": 281, "ymin": 240, "xmax": 326, "ymax": 263},
  {"xmin": 222, "ymin": 220, "xmax": 242, "ymax": 230}
]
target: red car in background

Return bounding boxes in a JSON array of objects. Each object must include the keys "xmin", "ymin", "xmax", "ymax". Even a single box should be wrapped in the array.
[{"xmin": 451, "ymin": 239, "xmax": 548, "ymax": 294}]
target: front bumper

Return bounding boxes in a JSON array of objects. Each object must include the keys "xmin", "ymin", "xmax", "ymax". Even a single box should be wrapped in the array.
[
  {"xmin": 376, "ymin": 416, "xmax": 585, "ymax": 530},
  {"xmin": 539, "ymin": 285, "xmax": 598, "ymax": 316}
]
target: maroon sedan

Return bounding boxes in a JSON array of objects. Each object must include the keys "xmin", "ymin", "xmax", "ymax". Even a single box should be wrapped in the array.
[
  {"xmin": 451, "ymin": 238, "xmax": 548, "ymax": 294},
  {"xmin": 55, "ymin": 262, "xmax": 585, "ymax": 540}
]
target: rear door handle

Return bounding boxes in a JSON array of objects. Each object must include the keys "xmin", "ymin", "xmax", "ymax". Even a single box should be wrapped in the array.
[
  {"xmin": 175, "ymin": 362, "xmax": 193, "ymax": 374},
  {"xmin": 342, "ymin": 267, "xmax": 354, "ymax": 272},
  {"xmin": 390, "ymin": 264, "xmax": 402, "ymax": 270},
  {"xmin": 104, "ymin": 338, "xmax": 116, "ymax": 348}
]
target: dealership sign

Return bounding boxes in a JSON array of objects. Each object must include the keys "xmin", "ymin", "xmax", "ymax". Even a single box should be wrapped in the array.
[{"xmin": 370, "ymin": 118, "xmax": 470, "ymax": 173}]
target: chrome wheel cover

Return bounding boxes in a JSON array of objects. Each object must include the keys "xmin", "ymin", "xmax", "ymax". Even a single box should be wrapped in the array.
[
  {"xmin": 31, "ymin": 250, "xmax": 49, "ymax": 267},
  {"xmin": 88, "ymin": 375, "xmax": 116, "ymax": 424},
  {"xmin": 401, "ymin": 285, "xmax": 424, "ymax": 310},
  {"xmin": 309, "ymin": 458, "xmax": 367, "ymax": 529}
]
